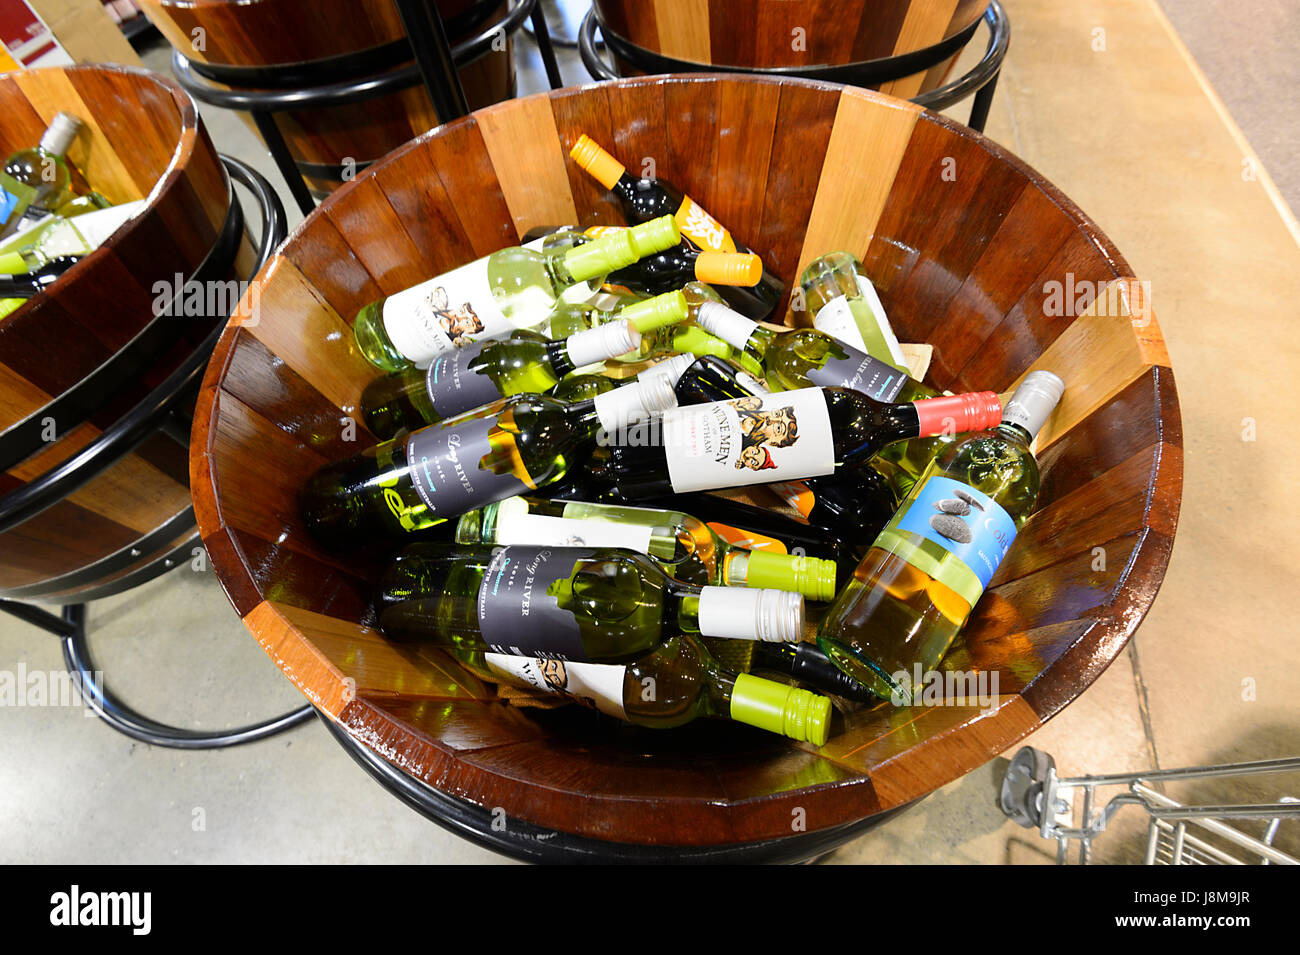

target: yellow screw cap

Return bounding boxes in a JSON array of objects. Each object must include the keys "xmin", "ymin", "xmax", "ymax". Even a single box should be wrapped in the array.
[
  {"xmin": 695, "ymin": 252, "xmax": 763, "ymax": 287},
  {"xmin": 570, "ymin": 134, "xmax": 626, "ymax": 190}
]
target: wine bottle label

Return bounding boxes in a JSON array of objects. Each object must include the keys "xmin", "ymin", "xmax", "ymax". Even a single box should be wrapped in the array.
[
  {"xmin": 662, "ymin": 388, "xmax": 835, "ymax": 492},
  {"xmin": 0, "ymin": 174, "xmax": 36, "ymax": 225},
  {"xmin": 883, "ymin": 475, "xmax": 1017, "ymax": 607},
  {"xmin": 675, "ymin": 196, "xmax": 737, "ymax": 253},
  {"xmin": 477, "ymin": 545, "xmax": 591, "ymax": 660},
  {"xmin": 406, "ymin": 414, "xmax": 530, "ymax": 518},
  {"xmin": 813, "ymin": 276, "xmax": 908, "ymax": 367},
  {"xmin": 381, "ymin": 257, "xmax": 509, "ymax": 367},
  {"xmin": 804, "ymin": 343, "xmax": 906, "ymax": 402},
  {"xmin": 734, "ymin": 371, "xmax": 770, "ymax": 395},
  {"xmin": 483, "ymin": 653, "xmax": 627, "ymax": 719},
  {"xmin": 423, "ymin": 342, "xmax": 502, "ymax": 417},
  {"xmin": 495, "ymin": 510, "xmax": 654, "ymax": 554}
]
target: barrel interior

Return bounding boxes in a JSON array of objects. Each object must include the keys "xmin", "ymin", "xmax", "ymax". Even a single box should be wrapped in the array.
[
  {"xmin": 0, "ymin": 66, "xmax": 231, "ymax": 600},
  {"xmin": 194, "ymin": 76, "xmax": 1181, "ymax": 845}
]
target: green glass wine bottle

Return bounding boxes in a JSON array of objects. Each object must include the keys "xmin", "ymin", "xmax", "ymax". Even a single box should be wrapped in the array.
[
  {"xmin": 457, "ymin": 637, "xmax": 831, "ymax": 743},
  {"xmin": 376, "ymin": 541, "xmax": 807, "ymax": 666},
  {"xmin": 351, "ymin": 215, "xmax": 681, "ymax": 373},
  {"xmin": 543, "ymin": 288, "xmax": 689, "ymax": 364},
  {"xmin": 816, "ymin": 371, "xmax": 1065, "ymax": 703},
  {"xmin": 701, "ymin": 637, "xmax": 881, "ymax": 705},
  {"xmin": 693, "ymin": 299, "xmax": 923, "ymax": 401},
  {"xmin": 359, "ymin": 316, "xmax": 651, "ymax": 440},
  {"xmin": 455, "ymin": 495, "xmax": 838, "ymax": 599},
  {"xmin": 299, "ymin": 374, "xmax": 679, "ymax": 551}
]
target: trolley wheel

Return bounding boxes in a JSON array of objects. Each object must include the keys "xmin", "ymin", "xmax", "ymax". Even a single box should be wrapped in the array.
[{"xmin": 1000, "ymin": 746, "xmax": 1056, "ymax": 828}]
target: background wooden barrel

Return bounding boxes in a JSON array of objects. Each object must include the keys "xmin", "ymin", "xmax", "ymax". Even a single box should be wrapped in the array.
[
  {"xmin": 0, "ymin": 65, "xmax": 240, "ymax": 601},
  {"xmin": 593, "ymin": 0, "xmax": 988, "ymax": 98},
  {"xmin": 192, "ymin": 75, "xmax": 1182, "ymax": 851},
  {"xmin": 138, "ymin": 0, "xmax": 517, "ymax": 197}
]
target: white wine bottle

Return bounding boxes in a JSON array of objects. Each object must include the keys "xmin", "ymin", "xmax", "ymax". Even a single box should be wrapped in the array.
[
  {"xmin": 352, "ymin": 215, "xmax": 681, "ymax": 372},
  {"xmin": 455, "ymin": 495, "xmax": 838, "ymax": 599},
  {"xmin": 359, "ymin": 318, "xmax": 646, "ymax": 440},
  {"xmin": 300, "ymin": 374, "xmax": 679, "ymax": 551}
]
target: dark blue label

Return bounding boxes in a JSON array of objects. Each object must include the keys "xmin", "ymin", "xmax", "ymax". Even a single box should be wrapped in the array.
[
  {"xmin": 477, "ymin": 545, "xmax": 592, "ymax": 660},
  {"xmin": 896, "ymin": 476, "xmax": 1017, "ymax": 590},
  {"xmin": 405, "ymin": 413, "xmax": 528, "ymax": 518},
  {"xmin": 805, "ymin": 345, "xmax": 905, "ymax": 401},
  {"xmin": 424, "ymin": 341, "xmax": 502, "ymax": 417}
]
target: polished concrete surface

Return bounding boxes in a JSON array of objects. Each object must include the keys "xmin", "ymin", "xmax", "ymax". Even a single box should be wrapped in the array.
[{"xmin": 2, "ymin": 0, "xmax": 1297, "ymax": 864}]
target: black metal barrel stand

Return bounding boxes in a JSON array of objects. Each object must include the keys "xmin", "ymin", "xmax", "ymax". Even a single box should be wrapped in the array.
[
  {"xmin": 0, "ymin": 157, "xmax": 314, "ymax": 749},
  {"xmin": 171, "ymin": 0, "xmax": 564, "ymax": 217}
]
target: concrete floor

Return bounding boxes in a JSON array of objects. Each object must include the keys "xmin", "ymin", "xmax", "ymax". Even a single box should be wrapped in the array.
[{"xmin": 2, "ymin": 0, "xmax": 1297, "ymax": 864}]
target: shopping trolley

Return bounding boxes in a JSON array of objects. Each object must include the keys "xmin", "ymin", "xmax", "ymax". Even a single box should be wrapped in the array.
[{"xmin": 999, "ymin": 748, "xmax": 1300, "ymax": 865}]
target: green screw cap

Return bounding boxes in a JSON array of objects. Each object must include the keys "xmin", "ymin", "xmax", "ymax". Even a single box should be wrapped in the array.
[
  {"xmin": 563, "ymin": 229, "xmax": 638, "ymax": 282},
  {"xmin": 744, "ymin": 550, "xmax": 838, "ymax": 602},
  {"xmin": 670, "ymin": 325, "xmax": 734, "ymax": 359},
  {"xmin": 731, "ymin": 673, "xmax": 832, "ymax": 745},
  {"xmin": 625, "ymin": 214, "xmax": 681, "ymax": 258},
  {"xmin": 623, "ymin": 290, "xmax": 689, "ymax": 333}
]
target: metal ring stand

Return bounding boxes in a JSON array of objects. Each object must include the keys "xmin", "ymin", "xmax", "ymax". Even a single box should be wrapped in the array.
[
  {"xmin": 579, "ymin": 0, "xmax": 1010, "ymax": 133},
  {"xmin": 172, "ymin": 0, "xmax": 565, "ymax": 217},
  {"xmin": 318, "ymin": 707, "xmax": 919, "ymax": 863},
  {"xmin": 0, "ymin": 156, "xmax": 315, "ymax": 749}
]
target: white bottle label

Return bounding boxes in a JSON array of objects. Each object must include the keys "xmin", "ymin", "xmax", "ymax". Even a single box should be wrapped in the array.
[
  {"xmin": 380, "ymin": 256, "xmax": 509, "ymax": 368},
  {"xmin": 813, "ymin": 296, "xmax": 870, "ymax": 352},
  {"xmin": 495, "ymin": 511, "xmax": 654, "ymax": 554},
  {"xmin": 484, "ymin": 653, "xmax": 627, "ymax": 720},
  {"xmin": 662, "ymin": 388, "xmax": 835, "ymax": 492}
]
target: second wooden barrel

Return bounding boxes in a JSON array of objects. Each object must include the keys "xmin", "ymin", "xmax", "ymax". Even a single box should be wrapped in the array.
[
  {"xmin": 139, "ymin": 0, "xmax": 517, "ymax": 196},
  {"xmin": 0, "ymin": 65, "xmax": 246, "ymax": 602},
  {"xmin": 594, "ymin": 0, "xmax": 987, "ymax": 98}
]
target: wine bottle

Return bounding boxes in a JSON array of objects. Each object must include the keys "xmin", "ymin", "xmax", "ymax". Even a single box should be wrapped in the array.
[
  {"xmin": 376, "ymin": 542, "xmax": 805, "ymax": 661},
  {"xmin": 460, "ymin": 637, "xmax": 831, "ymax": 743},
  {"xmin": 360, "ymin": 317, "xmax": 647, "ymax": 440},
  {"xmin": 692, "ymin": 299, "xmax": 926, "ymax": 401},
  {"xmin": 551, "ymin": 352, "xmax": 697, "ymax": 405},
  {"xmin": 671, "ymin": 354, "xmax": 898, "ymax": 532},
  {"xmin": 543, "ymin": 287, "xmax": 691, "ymax": 364},
  {"xmin": 596, "ymin": 373, "xmax": 1000, "ymax": 501},
  {"xmin": 816, "ymin": 372, "xmax": 1066, "ymax": 703},
  {"xmin": 799, "ymin": 251, "xmax": 907, "ymax": 369},
  {"xmin": 702, "ymin": 637, "xmax": 881, "ymax": 705},
  {"xmin": 300, "ymin": 375, "xmax": 678, "ymax": 551},
  {"xmin": 569, "ymin": 133, "xmax": 785, "ymax": 318},
  {"xmin": 1, "ymin": 112, "xmax": 84, "ymax": 237},
  {"xmin": 351, "ymin": 215, "xmax": 681, "ymax": 373},
  {"xmin": 455, "ymin": 495, "xmax": 838, "ymax": 600}
]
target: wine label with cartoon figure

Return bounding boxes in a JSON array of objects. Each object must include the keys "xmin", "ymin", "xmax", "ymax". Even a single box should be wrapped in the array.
[
  {"xmin": 662, "ymin": 388, "xmax": 835, "ymax": 493},
  {"xmin": 382, "ymin": 257, "xmax": 506, "ymax": 367},
  {"xmin": 484, "ymin": 653, "xmax": 627, "ymax": 719}
]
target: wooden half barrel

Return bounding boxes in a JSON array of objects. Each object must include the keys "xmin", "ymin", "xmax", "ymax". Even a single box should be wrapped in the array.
[
  {"xmin": 592, "ymin": 0, "xmax": 988, "ymax": 99},
  {"xmin": 0, "ymin": 65, "xmax": 239, "ymax": 603},
  {"xmin": 138, "ymin": 0, "xmax": 517, "ymax": 197},
  {"xmin": 192, "ymin": 75, "xmax": 1182, "ymax": 854}
]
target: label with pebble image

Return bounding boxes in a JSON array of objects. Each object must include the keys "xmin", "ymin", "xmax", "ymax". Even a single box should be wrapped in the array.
[{"xmin": 894, "ymin": 476, "xmax": 1017, "ymax": 594}]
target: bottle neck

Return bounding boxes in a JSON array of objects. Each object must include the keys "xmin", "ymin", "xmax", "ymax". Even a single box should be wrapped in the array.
[{"xmin": 545, "ymin": 339, "xmax": 575, "ymax": 378}]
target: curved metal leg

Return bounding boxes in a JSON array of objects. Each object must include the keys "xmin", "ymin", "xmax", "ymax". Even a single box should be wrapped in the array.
[
  {"xmin": 58, "ymin": 607, "xmax": 314, "ymax": 750},
  {"xmin": 250, "ymin": 110, "xmax": 317, "ymax": 217}
]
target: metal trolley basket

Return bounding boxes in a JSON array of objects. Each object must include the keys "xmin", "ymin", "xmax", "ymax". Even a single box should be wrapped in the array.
[{"xmin": 999, "ymin": 748, "xmax": 1300, "ymax": 865}]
